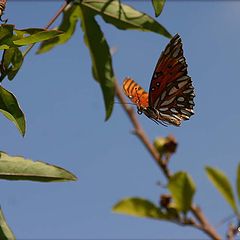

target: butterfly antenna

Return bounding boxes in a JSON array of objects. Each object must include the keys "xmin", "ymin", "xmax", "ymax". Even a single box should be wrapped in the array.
[
  {"xmin": 215, "ymin": 213, "xmax": 236, "ymax": 228},
  {"xmin": 114, "ymin": 101, "xmax": 136, "ymax": 106}
]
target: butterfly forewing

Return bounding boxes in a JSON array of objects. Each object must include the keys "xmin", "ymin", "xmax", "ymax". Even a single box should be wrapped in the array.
[{"xmin": 148, "ymin": 34, "xmax": 195, "ymax": 125}]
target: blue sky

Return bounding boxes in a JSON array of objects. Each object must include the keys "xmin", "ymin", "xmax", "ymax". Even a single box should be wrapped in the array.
[{"xmin": 1, "ymin": 1, "xmax": 240, "ymax": 239}]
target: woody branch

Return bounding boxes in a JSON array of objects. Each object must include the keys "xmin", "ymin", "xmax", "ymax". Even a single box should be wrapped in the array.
[{"xmin": 114, "ymin": 79, "xmax": 221, "ymax": 240}]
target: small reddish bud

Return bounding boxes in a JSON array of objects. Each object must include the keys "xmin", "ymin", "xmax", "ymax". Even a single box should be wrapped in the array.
[
  {"xmin": 154, "ymin": 135, "xmax": 178, "ymax": 156},
  {"xmin": 160, "ymin": 194, "xmax": 172, "ymax": 208}
]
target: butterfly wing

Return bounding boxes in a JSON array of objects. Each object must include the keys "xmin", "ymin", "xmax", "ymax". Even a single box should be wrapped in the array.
[
  {"xmin": 148, "ymin": 34, "xmax": 195, "ymax": 126},
  {"xmin": 122, "ymin": 77, "xmax": 149, "ymax": 110}
]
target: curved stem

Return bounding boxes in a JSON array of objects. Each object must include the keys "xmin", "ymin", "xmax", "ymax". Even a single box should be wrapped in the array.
[
  {"xmin": 23, "ymin": 1, "xmax": 68, "ymax": 58},
  {"xmin": 114, "ymin": 80, "xmax": 172, "ymax": 179},
  {"xmin": 114, "ymin": 79, "xmax": 221, "ymax": 240}
]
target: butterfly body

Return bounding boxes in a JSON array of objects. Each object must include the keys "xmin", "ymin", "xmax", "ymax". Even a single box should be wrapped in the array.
[{"xmin": 122, "ymin": 34, "xmax": 195, "ymax": 126}]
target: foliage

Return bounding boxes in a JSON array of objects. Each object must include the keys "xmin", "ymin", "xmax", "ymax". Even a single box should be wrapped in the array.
[
  {"xmin": 1, "ymin": 0, "xmax": 238, "ymax": 239},
  {"xmin": 0, "ymin": 1, "xmax": 173, "ymax": 238},
  {"xmin": 0, "ymin": 208, "xmax": 15, "ymax": 240},
  {"xmin": 205, "ymin": 166, "xmax": 239, "ymax": 214},
  {"xmin": 37, "ymin": 0, "xmax": 171, "ymax": 120},
  {"xmin": 0, "ymin": 85, "xmax": 25, "ymax": 136},
  {"xmin": 0, "ymin": 152, "xmax": 77, "ymax": 182},
  {"xmin": 151, "ymin": 0, "xmax": 166, "ymax": 17}
]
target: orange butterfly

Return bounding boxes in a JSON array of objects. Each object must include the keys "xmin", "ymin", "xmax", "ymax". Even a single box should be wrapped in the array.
[{"xmin": 123, "ymin": 34, "xmax": 195, "ymax": 126}]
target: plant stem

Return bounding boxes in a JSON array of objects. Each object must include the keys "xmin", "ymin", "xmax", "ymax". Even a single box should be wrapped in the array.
[
  {"xmin": 114, "ymin": 79, "xmax": 221, "ymax": 240},
  {"xmin": 23, "ymin": 1, "xmax": 68, "ymax": 58}
]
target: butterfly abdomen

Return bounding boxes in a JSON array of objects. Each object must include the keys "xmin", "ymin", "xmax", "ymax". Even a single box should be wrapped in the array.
[{"xmin": 123, "ymin": 77, "xmax": 149, "ymax": 109}]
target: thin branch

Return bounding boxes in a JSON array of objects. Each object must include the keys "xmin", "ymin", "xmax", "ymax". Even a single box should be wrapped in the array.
[
  {"xmin": 23, "ymin": 1, "xmax": 68, "ymax": 58},
  {"xmin": 191, "ymin": 204, "xmax": 221, "ymax": 240},
  {"xmin": 114, "ymin": 80, "xmax": 172, "ymax": 179},
  {"xmin": 15, "ymin": 1, "xmax": 221, "ymax": 238},
  {"xmin": 226, "ymin": 222, "xmax": 238, "ymax": 240},
  {"xmin": 114, "ymin": 79, "xmax": 221, "ymax": 240}
]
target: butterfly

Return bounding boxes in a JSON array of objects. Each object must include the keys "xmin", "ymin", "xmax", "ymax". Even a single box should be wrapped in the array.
[{"xmin": 122, "ymin": 34, "xmax": 195, "ymax": 126}]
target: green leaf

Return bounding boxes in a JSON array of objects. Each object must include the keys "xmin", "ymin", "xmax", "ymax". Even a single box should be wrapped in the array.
[
  {"xmin": 0, "ymin": 86, "xmax": 25, "ymax": 136},
  {"xmin": 0, "ymin": 152, "xmax": 77, "ymax": 182},
  {"xmin": 151, "ymin": 0, "xmax": 166, "ymax": 17},
  {"xmin": 1, "ymin": 47, "xmax": 23, "ymax": 81},
  {"xmin": 205, "ymin": 166, "xmax": 238, "ymax": 213},
  {"xmin": 0, "ymin": 25, "xmax": 14, "ymax": 50},
  {"xmin": 0, "ymin": 25, "xmax": 14, "ymax": 42},
  {"xmin": 81, "ymin": 0, "xmax": 171, "ymax": 38},
  {"xmin": 237, "ymin": 163, "xmax": 240, "ymax": 203},
  {"xmin": 0, "ymin": 26, "xmax": 62, "ymax": 49},
  {"xmin": 14, "ymin": 28, "xmax": 47, "ymax": 38},
  {"xmin": 0, "ymin": 208, "xmax": 15, "ymax": 240},
  {"xmin": 113, "ymin": 197, "xmax": 168, "ymax": 220},
  {"xmin": 167, "ymin": 171, "xmax": 196, "ymax": 213},
  {"xmin": 80, "ymin": 6, "xmax": 114, "ymax": 120},
  {"xmin": 13, "ymin": 30, "xmax": 63, "ymax": 46},
  {"xmin": 37, "ymin": 5, "xmax": 81, "ymax": 54}
]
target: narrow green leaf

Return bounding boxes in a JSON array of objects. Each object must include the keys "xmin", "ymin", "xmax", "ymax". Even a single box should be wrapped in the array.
[
  {"xmin": 0, "ymin": 152, "xmax": 77, "ymax": 182},
  {"xmin": 237, "ymin": 163, "xmax": 240, "ymax": 202},
  {"xmin": 0, "ymin": 208, "xmax": 15, "ymax": 240},
  {"xmin": 81, "ymin": 0, "xmax": 171, "ymax": 38},
  {"xmin": 0, "ymin": 86, "xmax": 25, "ymax": 136},
  {"xmin": 13, "ymin": 30, "xmax": 62, "ymax": 46},
  {"xmin": 2, "ymin": 47, "xmax": 23, "ymax": 81},
  {"xmin": 14, "ymin": 28, "xmax": 47, "ymax": 39},
  {"xmin": 0, "ymin": 26, "xmax": 63, "ymax": 49},
  {"xmin": 0, "ymin": 25, "xmax": 14, "ymax": 50},
  {"xmin": 79, "ymin": 6, "xmax": 114, "ymax": 120},
  {"xmin": 37, "ymin": 5, "xmax": 81, "ymax": 54},
  {"xmin": 205, "ymin": 166, "xmax": 238, "ymax": 213},
  {"xmin": 113, "ymin": 197, "xmax": 167, "ymax": 220},
  {"xmin": 167, "ymin": 172, "xmax": 196, "ymax": 213},
  {"xmin": 0, "ymin": 25, "xmax": 13, "ymax": 42},
  {"xmin": 151, "ymin": 0, "xmax": 166, "ymax": 17}
]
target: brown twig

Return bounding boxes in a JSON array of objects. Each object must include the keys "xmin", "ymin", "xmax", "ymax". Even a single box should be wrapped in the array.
[
  {"xmin": 114, "ymin": 79, "xmax": 221, "ymax": 240},
  {"xmin": 114, "ymin": 80, "xmax": 172, "ymax": 179},
  {"xmin": 191, "ymin": 204, "xmax": 221, "ymax": 240},
  {"xmin": 23, "ymin": 1, "xmax": 69, "ymax": 58},
  {"xmin": 16, "ymin": 1, "xmax": 222, "ymax": 238}
]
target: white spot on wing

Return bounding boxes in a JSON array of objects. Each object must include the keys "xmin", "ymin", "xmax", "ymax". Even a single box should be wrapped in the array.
[
  {"xmin": 160, "ymin": 91, "xmax": 167, "ymax": 100},
  {"xmin": 159, "ymin": 107, "xmax": 168, "ymax": 112},
  {"xmin": 177, "ymin": 76, "xmax": 189, "ymax": 82},
  {"xmin": 177, "ymin": 104, "xmax": 184, "ymax": 107},
  {"xmin": 183, "ymin": 89, "xmax": 193, "ymax": 94},
  {"xmin": 178, "ymin": 97, "xmax": 184, "ymax": 102},
  {"xmin": 164, "ymin": 47, "xmax": 170, "ymax": 55},
  {"xmin": 161, "ymin": 97, "xmax": 175, "ymax": 106},
  {"xmin": 181, "ymin": 115, "xmax": 190, "ymax": 120},
  {"xmin": 169, "ymin": 86, "xmax": 178, "ymax": 95},
  {"xmin": 173, "ymin": 46, "xmax": 180, "ymax": 58},
  {"xmin": 172, "ymin": 114, "xmax": 182, "ymax": 120},
  {"xmin": 154, "ymin": 97, "xmax": 161, "ymax": 108},
  {"xmin": 179, "ymin": 58, "xmax": 185, "ymax": 63},
  {"xmin": 178, "ymin": 80, "xmax": 188, "ymax": 88},
  {"xmin": 171, "ymin": 108, "xmax": 178, "ymax": 113},
  {"xmin": 181, "ymin": 109, "xmax": 194, "ymax": 115}
]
